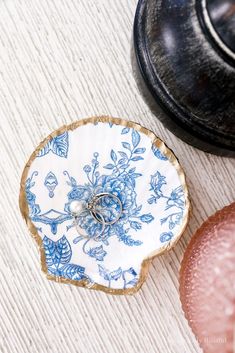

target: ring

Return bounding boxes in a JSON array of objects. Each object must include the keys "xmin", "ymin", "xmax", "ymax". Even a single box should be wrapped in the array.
[
  {"xmin": 87, "ymin": 193, "xmax": 123, "ymax": 225},
  {"xmin": 69, "ymin": 193, "xmax": 123, "ymax": 240}
]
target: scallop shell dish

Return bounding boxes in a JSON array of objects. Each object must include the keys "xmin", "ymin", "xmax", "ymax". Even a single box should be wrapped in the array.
[{"xmin": 20, "ymin": 116, "xmax": 190, "ymax": 294}]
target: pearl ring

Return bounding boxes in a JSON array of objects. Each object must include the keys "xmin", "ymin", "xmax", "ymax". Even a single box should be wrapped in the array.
[{"xmin": 69, "ymin": 193, "xmax": 123, "ymax": 240}]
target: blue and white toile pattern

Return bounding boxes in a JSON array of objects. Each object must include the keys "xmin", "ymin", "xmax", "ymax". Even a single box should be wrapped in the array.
[{"xmin": 24, "ymin": 121, "xmax": 188, "ymax": 291}]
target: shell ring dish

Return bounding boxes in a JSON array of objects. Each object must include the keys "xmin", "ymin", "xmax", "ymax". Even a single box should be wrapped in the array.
[{"xmin": 19, "ymin": 116, "xmax": 190, "ymax": 295}]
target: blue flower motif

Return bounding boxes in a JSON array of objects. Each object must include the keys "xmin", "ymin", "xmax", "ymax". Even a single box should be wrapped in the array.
[
  {"xmin": 166, "ymin": 186, "xmax": 184, "ymax": 210},
  {"xmin": 169, "ymin": 212, "xmax": 183, "ymax": 230},
  {"xmin": 148, "ymin": 171, "xmax": 167, "ymax": 204},
  {"xmin": 148, "ymin": 173, "xmax": 185, "ymax": 240},
  {"xmin": 87, "ymin": 245, "xmax": 107, "ymax": 261},
  {"xmin": 97, "ymin": 265, "xmax": 138, "ymax": 288},
  {"xmin": 130, "ymin": 221, "xmax": 142, "ymax": 231},
  {"xmin": 121, "ymin": 127, "xmax": 130, "ymax": 134},
  {"xmin": 140, "ymin": 214, "xmax": 154, "ymax": 223},
  {"xmin": 160, "ymin": 232, "xmax": 173, "ymax": 243},
  {"xmin": 64, "ymin": 128, "xmax": 155, "ymax": 261},
  {"xmin": 98, "ymin": 265, "xmax": 122, "ymax": 287}
]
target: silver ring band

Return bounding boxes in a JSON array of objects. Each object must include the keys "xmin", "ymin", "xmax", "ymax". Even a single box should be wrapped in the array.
[
  {"xmin": 88, "ymin": 193, "xmax": 123, "ymax": 225},
  {"xmin": 69, "ymin": 192, "xmax": 123, "ymax": 240}
]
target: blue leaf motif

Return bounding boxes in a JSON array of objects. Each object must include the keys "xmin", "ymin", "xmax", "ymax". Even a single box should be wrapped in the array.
[
  {"xmin": 52, "ymin": 132, "xmax": 69, "ymax": 158},
  {"xmin": 109, "ymin": 267, "xmax": 122, "ymax": 281},
  {"xmin": 98, "ymin": 265, "xmax": 122, "ymax": 286},
  {"xmin": 132, "ymin": 173, "xmax": 142, "ymax": 179},
  {"xmin": 151, "ymin": 145, "xmax": 168, "ymax": 161},
  {"xmin": 119, "ymin": 163, "xmax": 129, "ymax": 170},
  {"xmin": 121, "ymin": 127, "xmax": 130, "ymax": 134},
  {"xmin": 132, "ymin": 129, "xmax": 140, "ymax": 148},
  {"xmin": 160, "ymin": 232, "xmax": 173, "ymax": 243},
  {"xmin": 37, "ymin": 142, "xmax": 50, "ymax": 157},
  {"xmin": 58, "ymin": 264, "xmax": 86, "ymax": 280},
  {"xmin": 111, "ymin": 149, "xmax": 117, "ymax": 162},
  {"xmin": 147, "ymin": 196, "xmax": 157, "ymax": 204},
  {"xmin": 98, "ymin": 265, "xmax": 110, "ymax": 281},
  {"xmin": 118, "ymin": 151, "xmax": 128, "ymax": 159},
  {"xmin": 43, "ymin": 236, "xmax": 56, "ymax": 267},
  {"xmin": 38, "ymin": 132, "xmax": 69, "ymax": 158},
  {"xmin": 118, "ymin": 158, "xmax": 126, "ymax": 165},
  {"xmin": 166, "ymin": 186, "xmax": 185, "ymax": 209},
  {"xmin": 134, "ymin": 148, "xmax": 146, "ymax": 154},
  {"xmin": 160, "ymin": 216, "xmax": 168, "ymax": 225},
  {"xmin": 123, "ymin": 267, "xmax": 138, "ymax": 288},
  {"xmin": 169, "ymin": 212, "xmax": 183, "ymax": 230},
  {"xmin": 103, "ymin": 163, "xmax": 115, "ymax": 170},
  {"xmin": 140, "ymin": 214, "xmax": 154, "ymax": 223},
  {"xmin": 87, "ymin": 245, "xmax": 107, "ymax": 261},
  {"xmin": 123, "ymin": 267, "xmax": 137, "ymax": 276},
  {"xmin": 122, "ymin": 142, "xmax": 131, "ymax": 151},
  {"xmin": 43, "ymin": 235, "xmax": 72, "ymax": 266},
  {"xmin": 117, "ymin": 232, "xmax": 142, "ymax": 246},
  {"xmin": 128, "ymin": 167, "xmax": 136, "ymax": 174},
  {"xmin": 130, "ymin": 221, "xmax": 142, "ymax": 231},
  {"xmin": 131, "ymin": 156, "xmax": 144, "ymax": 161},
  {"xmin": 132, "ymin": 205, "xmax": 142, "ymax": 215}
]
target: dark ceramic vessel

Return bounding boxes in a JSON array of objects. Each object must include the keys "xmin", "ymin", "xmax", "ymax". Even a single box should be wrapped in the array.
[{"xmin": 133, "ymin": 0, "xmax": 235, "ymax": 157}]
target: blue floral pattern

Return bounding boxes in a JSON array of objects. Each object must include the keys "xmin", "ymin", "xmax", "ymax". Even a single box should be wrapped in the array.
[
  {"xmin": 37, "ymin": 132, "xmax": 69, "ymax": 158},
  {"xmin": 25, "ymin": 171, "xmax": 40, "ymax": 217},
  {"xmin": 43, "ymin": 235, "xmax": 138, "ymax": 288},
  {"xmin": 148, "ymin": 172, "xmax": 185, "ymax": 243},
  {"xmin": 43, "ymin": 235, "xmax": 89, "ymax": 281},
  {"xmin": 26, "ymin": 172, "xmax": 72, "ymax": 234},
  {"xmin": 22, "ymin": 120, "xmax": 188, "ymax": 292},
  {"xmin": 63, "ymin": 128, "xmax": 154, "ymax": 261},
  {"xmin": 98, "ymin": 265, "xmax": 138, "ymax": 289}
]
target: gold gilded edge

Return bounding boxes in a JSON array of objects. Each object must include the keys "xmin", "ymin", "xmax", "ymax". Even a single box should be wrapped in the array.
[{"xmin": 19, "ymin": 115, "xmax": 191, "ymax": 295}]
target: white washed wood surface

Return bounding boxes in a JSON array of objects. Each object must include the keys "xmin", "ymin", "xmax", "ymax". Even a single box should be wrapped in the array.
[{"xmin": 0, "ymin": 1, "xmax": 234, "ymax": 352}]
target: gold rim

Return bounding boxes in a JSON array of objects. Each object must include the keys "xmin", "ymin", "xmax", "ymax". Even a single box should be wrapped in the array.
[{"xmin": 19, "ymin": 116, "xmax": 191, "ymax": 295}]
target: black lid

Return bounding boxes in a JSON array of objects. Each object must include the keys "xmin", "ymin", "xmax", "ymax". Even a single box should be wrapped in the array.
[{"xmin": 133, "ymin": 0, "xmax": 235, "ymax": 157}]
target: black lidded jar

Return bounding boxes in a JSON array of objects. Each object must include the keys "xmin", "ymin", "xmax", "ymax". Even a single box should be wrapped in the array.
[{"xmin": 132, "ymin": 0, "xmax": 235, "ymax": 157}]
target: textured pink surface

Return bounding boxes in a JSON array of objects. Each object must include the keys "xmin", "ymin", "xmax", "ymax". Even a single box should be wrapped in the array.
[{"xmin": 180, "ymin": 203, "xmax": 235, "ymax": 353}]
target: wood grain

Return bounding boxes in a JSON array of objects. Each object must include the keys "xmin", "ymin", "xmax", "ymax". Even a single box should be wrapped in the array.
[{"xmin": 0, "ymin": 1, "xmax": 234, "ymax": 352}]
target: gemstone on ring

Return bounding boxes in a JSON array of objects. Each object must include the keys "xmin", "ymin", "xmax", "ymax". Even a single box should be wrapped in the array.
[{"xmin": 69, "ymin": 200, "xmax": 85, "ymax": 216}]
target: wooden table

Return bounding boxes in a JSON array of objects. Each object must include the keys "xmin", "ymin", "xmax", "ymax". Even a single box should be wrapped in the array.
[{"xmin": 0, "ymin": 1, "xmax": 234, "ymax": 352}]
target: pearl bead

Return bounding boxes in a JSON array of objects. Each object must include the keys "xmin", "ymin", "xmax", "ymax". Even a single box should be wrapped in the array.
[{"xmin": 69, "ymin": 200, "xmax": 84, "ymax": 216}]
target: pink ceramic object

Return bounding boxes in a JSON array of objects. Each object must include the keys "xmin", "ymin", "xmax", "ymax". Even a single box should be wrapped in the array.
[{"xmin": 180, "ymin": 202, "xmax": 235, "ymax": 353}]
